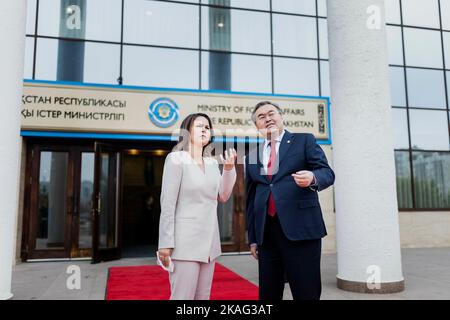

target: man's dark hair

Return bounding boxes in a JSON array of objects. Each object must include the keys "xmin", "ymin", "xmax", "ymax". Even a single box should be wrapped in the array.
[{"xmin": 251, "ymin": 101, "xmax": 282, "ymax": 123}]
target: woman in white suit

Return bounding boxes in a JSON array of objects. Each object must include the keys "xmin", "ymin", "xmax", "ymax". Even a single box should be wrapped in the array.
[{"xmin": 158, "ymin": 113, "xmax": 237, "ymax": 300}]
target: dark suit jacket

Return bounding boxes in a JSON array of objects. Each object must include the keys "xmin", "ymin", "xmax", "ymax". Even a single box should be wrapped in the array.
[{"xmin": 245, "ymin": 130, "xmax": 335, "ymax": 245}]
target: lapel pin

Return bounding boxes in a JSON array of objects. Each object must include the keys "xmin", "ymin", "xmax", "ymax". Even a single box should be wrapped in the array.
[{"xmin": 287, "ymin": 140, "xmax": 291, "ymax": 144}]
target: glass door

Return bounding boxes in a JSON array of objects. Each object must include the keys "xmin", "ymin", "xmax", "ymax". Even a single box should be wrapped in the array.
[
  {"xmin": 24, "ymin": 144, "xmax": 97, "ymax": 260},
  {"xmin": 92, "ymin": 142, "xmax": 122, "ymax": 263},
  {"xmin": 26, "ymin": 146, "xmax": 72, "ymax": 259}
]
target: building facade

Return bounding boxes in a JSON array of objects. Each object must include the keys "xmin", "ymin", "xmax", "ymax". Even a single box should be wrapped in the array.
[{"xmin": 1, "ymin": 0, "xmax": 450, "ymax": 299}]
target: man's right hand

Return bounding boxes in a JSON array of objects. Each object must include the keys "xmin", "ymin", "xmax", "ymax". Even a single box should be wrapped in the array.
[
  {"xmin": 158, "ymin": 248, "xmax": 173, "ymax": 267},
  {"xmin": 250, "ymin": 245, "xmax": 258, "ymax": 260}
]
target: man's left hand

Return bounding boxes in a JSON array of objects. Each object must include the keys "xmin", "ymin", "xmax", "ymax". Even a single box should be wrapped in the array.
[{"xmin": 291, "ymin": 170, "xmax": 315, "ymax": 188}]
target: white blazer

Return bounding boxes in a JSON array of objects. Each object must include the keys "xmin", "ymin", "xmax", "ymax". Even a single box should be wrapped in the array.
[{"xmin": 158, "ymin": 151, "xmax": 236, "ymax": 263}]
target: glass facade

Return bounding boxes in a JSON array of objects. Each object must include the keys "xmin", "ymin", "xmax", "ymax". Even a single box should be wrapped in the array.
[
  {"xmin": 24, "ymin": 0, "xmax": 450, "ymax": 210},
  {"xmin": 387, "ymin": 0, "xmax": 450, "ymax": 209}
]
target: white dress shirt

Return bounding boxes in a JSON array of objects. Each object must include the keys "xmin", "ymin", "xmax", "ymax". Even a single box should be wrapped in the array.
[{"xmin": 262, "ymin": 130, "xmax": 285, "ymax": 173}]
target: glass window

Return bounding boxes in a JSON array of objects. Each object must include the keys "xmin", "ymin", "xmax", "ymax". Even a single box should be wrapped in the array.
[
  {"xmin": 404, "ymin": 28, "xmax": 443, "ymax": 68},
  {"xmin": 409, "ymin": 110, "xmax": 450, "ymax": 150},
  {"xmin": 394, "ymin": 151, "xmax": 413, "ymax": 209},
  {"xmin": 384, "ymin": 0, "xmax": 401, "ymax": 24},
  {"xmin": 389, "ymin": 67, "xmax": 406, "ymax": 106},
  {"xmin": 84, "ymin": 0, "xmax": 122, "ymax": 42},
  {"xmin": 392, "ymin": 108, "xmax": 410, "ymax": 149},
  {"xmin": 442, "ymin": 0, "xmax": 450, "ymax": 31},
  {"xmin": 412, "ymin": 152, "xmax": 450, "ymax": 209},
  {"xmin": 317, "ymin": 0, "xmax": 327, "ymax": 17},
  {"xmin": 201, "ymin": 0, "xmax": 270, "ymax": 11},
  {"xmin": 406, "ymin": 68, "xmax": 446, "ymax": 109},
  {"xmin": 274, "ymin": 58, "xmax": 319, "ymax": 96},
  {"xmin": 273, "ymin": 14, "xmax": 317, "ymax": 58},
  {"xmin": 443, "ymin": 32, "xmax": 450, "ymax": 68},
  {"xmin": 201, "ymin": 52, "xmax": 271, "ymax": 93},
  {"xmin": 79, "ymin": 153, "xmax": 94, "ymax": 249},
  {"xmin": 83, "ymin": 43, "xmax": 121, "ymax": 85},
  {"xmin": 318, "ymin": 18, "xmax": 328, "ymax": 59},
  {"xmin": 201, "ymin": 7, "xmax": 271, "ymax": 54},
  {"xmin": 35, "ymin": 38, "xmax": 120, "ymax": 84},
  {"xmin": 36, "ymin": 152, "xmax": 69, "ymax": 250},
  {"xmin": 386, "ymin": 26, "xmax": 403, "ymax": 65},
  {"xmin": 38, "ymin": 0, "xmax": 122, "ymax": 42},
  {"xmin": 26, "ymin": 0, "xmax": 37, "ymax": 35},
  {"xmin": 448, "ymin": 72, "xmax": 450, "ymax": 99},
  {"xmin": 320, "ymin": 61, "xmax": 330, "ymax": 97},
  {"xmin": 37, "ymin": 0, "xmax": 60, "ymax": 37},
  {"xmin": 24, "ymin": 37, "xmax": 35, "ymax": 79},
  {"xmin": 124, "ymin": 0, "xmax": 198, "ymax": 48},
  {"xmin": 123, "ymin": 46, "xmax": 199, "ymax": 89},
  {"xmin": 35, "ymin": 38, "xmax": 57, "ymax": 80},
  {"xmin": 402, "ymin": 0, "xmax": 440, "ymax": 29},
  {"xmin": 272, "ymin": 0, "xmax": 316, "ymax": 15}
]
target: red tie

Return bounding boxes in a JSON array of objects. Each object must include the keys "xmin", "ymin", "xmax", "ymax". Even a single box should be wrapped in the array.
[{"xmin": 267, "ymin": 140, "xmax": 277, "ymax": 217}]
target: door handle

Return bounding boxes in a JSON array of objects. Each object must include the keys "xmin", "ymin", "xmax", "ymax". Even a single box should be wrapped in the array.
[
  {"xmin": 97, "ymin": 193, "xmax": 102, "ymax": 215},
  {"xmin": 73, "ymin": 193, "xmax": 78, "ymax": 215}
]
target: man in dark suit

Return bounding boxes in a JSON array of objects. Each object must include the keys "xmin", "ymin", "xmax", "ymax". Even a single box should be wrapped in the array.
[{"xmin": 245, "ymin": 101, "xmax": 335, "ymax": 300}]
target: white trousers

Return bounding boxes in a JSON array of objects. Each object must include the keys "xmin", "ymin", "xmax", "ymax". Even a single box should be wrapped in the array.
[{"xmin": 169, "ymin": 259, "xmax": 216, "ymax": 300}]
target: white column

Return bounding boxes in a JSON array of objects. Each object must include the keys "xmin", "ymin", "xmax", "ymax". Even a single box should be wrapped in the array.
[
  {"xmin": 0, "ymin": 0, "xmax": 27, "ymax": 300},
  {"xmin": 326, "ymin": 0, "xmax": 404, "ymax": 293}
]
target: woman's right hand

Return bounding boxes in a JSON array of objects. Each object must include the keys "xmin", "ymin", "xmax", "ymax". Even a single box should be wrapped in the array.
[{"xmin": 158, "ymin": 248, "xmax": 173, "ymax": 267}]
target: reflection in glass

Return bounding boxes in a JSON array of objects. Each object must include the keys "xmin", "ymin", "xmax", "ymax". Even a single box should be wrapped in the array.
[
  {"xmin": 392, "ymin": 108, "xmax": 410, "ymax": 149},
  {"xmin": 442, "ymin": 0, "xmax": 450, "ymax": 30},
  {"xmin": 409, "ymin": 109, "xmax": 450, "ymax": 151},
  {"xmin": 274, "ymin": 58, "xmax": 319, "ymax": 96},
  {"xmin": 201, "ymin": 7, "xmax": 271, "ymax": 54},
  {"xmin": 317, "ymin": 0, "xmax": 327, "ymax": 17},
  {"xmin": 402, "ymin": 0, "xmax": 440, "ymax": 29},
  {"xmin": 320, "ymin": 61, "xmax": 330, "ymax": 97},
  {"xmin": 443, "ymin": 32, "xmax": 450, "ymax": 68},
  {"xmin": 124, "ymin": 0, "xmax": 198, "ymax": 48},
  {"xmin": 318, "ymin": 19, "xmax": 328, "ymax": 59},
  {"xmin": 24, "ymin": 37, "xmax": 35, "ymax": 79},
  {"xmin": 394, "ymin": 151, "xmax": 413, "ymax": 209},
  {"xmin": 389, "ymin": 67, "xmax": 406, "ymax": 106},
  {"xmin": 202, "ymin": 52, "xmax": 271, "ymax": 93},
  {"xmin": 404, "ymin": 28, "xmax": 443, "ymax": 68},
  {"xmin": 384, "ymin": 0, "xmax": 401, "ymax": 24},
  {"xmin": 36, "ymin": 152, "xmax": 68, "ymax": 250},
  {"xmin": 83, "ymin": 42, "xmax": 120, "ymax": 84},
  {"xmin": 406, "ymin": 68, "xmax": 446, "ymax": 109},
  {"xmin": 26, "ymin": 0, "xmax": 37, "ymax": 35},
  {"xmin": 386, "ymin": 26, "xmax": 403, "ymax": 65},
  {"xmin": 79, "ymin": 153, "xmax": 94, "ymax": 249},
  {"xmin": 413, "ymin": 152, "xmax": 450, "ymax": 208},
  {"xmin": 35, "ymin": 38, "xmax": 120, "ymax": 84},
  {"xmin": 273, "ymin": 14, "xmax": 317, "ymax": 58},
  {"xmin": 123, "ymin": 45, "xmax": 198, "ymax": 89},
  {"xmin": 201, "ymin": 0, "xmax": 270, "ymax": 11},
  {"xmin": 38, "ymin": 0, "xmax": 122, "ymax": 42},
  {"xmin": 207, "ymin": 3, "xmax": 231, "ymax": 90},
  {"xmin": 272, "ymin": 0, "xmax": 316, "ymax": 15},
  {"xmin": 217, "ymin": 164, "xmax": 234, "ymax": 242},
  {"xmin": 98, "ymin": 152, "xmax": 119, "ymax": 249}
]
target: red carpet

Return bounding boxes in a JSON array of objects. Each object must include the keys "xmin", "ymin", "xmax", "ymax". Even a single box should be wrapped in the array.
[{"xmin": 105, "ymin": 263, "xmax": 259, "ymax": 300}]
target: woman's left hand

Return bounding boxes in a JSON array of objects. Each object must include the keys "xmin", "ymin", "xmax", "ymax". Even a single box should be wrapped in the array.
[{"xmin": 220, "ymin": 148, "xmax": 237, "ymax": 171}]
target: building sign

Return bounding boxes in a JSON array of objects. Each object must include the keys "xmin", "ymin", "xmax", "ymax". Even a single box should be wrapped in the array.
[{"xmin": 21, "ymin": 81, "xmax": 331, "ymax": 141}]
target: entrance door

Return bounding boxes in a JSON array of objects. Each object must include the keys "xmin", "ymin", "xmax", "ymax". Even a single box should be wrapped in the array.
[
  {"xmin": 91, "ymin": 142, "xmax": 122, "ymax": 263},
  {"xmin": 24, "ymin": 144, "xmax": 95, "ymax": 260}
]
